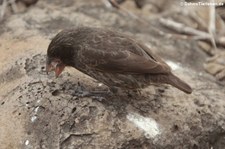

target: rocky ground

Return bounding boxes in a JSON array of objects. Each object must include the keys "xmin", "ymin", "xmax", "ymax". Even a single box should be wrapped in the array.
[{"xmin": 0, "ymin": 0, "xmax": 225, "ymax": 148}]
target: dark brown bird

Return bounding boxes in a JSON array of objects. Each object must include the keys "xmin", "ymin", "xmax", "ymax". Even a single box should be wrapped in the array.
[{"xmin": 46, "ymin": 27, "xmax": 192, "ymax": 94}]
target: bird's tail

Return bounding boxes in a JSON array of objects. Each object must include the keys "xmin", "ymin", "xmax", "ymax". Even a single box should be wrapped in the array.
[{"xmin": 166, "ymin": 73, "xmax": 192, "ymax": 94}]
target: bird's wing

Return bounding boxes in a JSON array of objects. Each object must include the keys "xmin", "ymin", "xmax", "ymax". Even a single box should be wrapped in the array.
[{"xmin": 79, "ymin": 40, "xmax": 171, "ymax": 74}]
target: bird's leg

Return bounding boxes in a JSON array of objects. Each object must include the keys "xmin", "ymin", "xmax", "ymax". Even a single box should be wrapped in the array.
[
  {"xmin": 73, "ymin": 82, "xmax": 111, "ymax": 98},
  {"xmin": 74, "ymin": 90, "xmax": 111, "ymax": 98}
]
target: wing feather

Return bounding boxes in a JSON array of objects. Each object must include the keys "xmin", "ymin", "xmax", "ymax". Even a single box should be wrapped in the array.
[
  {"xmin": 78, "ymin": 29, "xmax": 171, "ymax": 74},
  {"xmin": 79, "ymin": 46, "xmax": 170, "ymax": 74}
]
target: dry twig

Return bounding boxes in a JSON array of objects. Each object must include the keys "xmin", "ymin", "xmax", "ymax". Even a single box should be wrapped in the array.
[
  {"xmin": 208, "ymin": 1, "xmax": 217, "ymax": 50},
  {"xmin": 0, "ymin": 0, "xmax": 18, "ymax": 21},
  {"xmin": 106, "ymin": 0, "xmax": 148, "ymax": 25},
  {"xmin": 0, "ymin": 0, "xmax": 7, "ymax": 20},
  {"xmin": 159, "ymin": 18, "xmax": 225, "ymax": 47}
]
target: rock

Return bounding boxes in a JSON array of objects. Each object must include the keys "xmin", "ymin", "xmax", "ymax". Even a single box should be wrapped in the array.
[{"xmin": 0, "ymin": 0, "xmax": 225, "ymax": 148}]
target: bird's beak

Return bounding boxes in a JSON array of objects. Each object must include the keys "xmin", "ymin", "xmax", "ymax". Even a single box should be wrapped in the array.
[
  {"xmin": 46, "ymin": 58, "xmax": 65, "ymax": 78},
  {"xmin": 54, "ymin": 64, "xmax": 65, "ymax": 78}
]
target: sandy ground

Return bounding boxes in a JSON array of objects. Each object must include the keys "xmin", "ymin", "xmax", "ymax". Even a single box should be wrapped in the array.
[{"xmin": 0, "ymin": 0, "xmax": 225, "ymax": 148}]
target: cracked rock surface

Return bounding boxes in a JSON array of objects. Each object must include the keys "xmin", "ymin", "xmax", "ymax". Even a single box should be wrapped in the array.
[{"xmin": 0, "ymin": 0, "xmax": 225, "ymax": 148}]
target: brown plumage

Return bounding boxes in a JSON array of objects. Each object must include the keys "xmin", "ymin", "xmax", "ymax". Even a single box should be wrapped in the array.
[{"xmin": 46, "ymin": 27, "xmax": 192, "ymax": 94}]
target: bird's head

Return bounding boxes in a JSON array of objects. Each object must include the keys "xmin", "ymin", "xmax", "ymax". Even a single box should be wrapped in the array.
[
  {"xmin": 46, "ymin": 30, "xmax": 75, "ymax": 77},
  {"xmin": 46, "ymin": 56, "xmax": 65, "ymax": 78}
]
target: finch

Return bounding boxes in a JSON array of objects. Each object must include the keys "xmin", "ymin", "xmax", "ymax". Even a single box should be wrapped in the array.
[{"xmin": 46, "ymin": 27, "xmax": 192, "ymax": 94}]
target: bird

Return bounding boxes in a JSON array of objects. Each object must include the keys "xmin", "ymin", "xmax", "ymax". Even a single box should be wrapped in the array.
[{"xmin": 46, "ymin": 27, "xmax": 192, "ymax": 94}]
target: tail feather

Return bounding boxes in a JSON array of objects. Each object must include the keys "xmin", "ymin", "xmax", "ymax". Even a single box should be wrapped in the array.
[{"xmin": 166, "ymin": 73, "xmax": 192, "ymax": 94}]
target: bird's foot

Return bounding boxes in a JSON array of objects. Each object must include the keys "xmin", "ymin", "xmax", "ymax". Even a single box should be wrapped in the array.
[
  {"xmin": 73, "ymin": 90, "xmax": 111, "ymax": 98},
  {"xmin": 109, "ymin": 87, "xmax": 141, "ymax": 97},
  {"xmin": 72, "ymin": 82, "xmax": 111, "ymax": 98}
]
